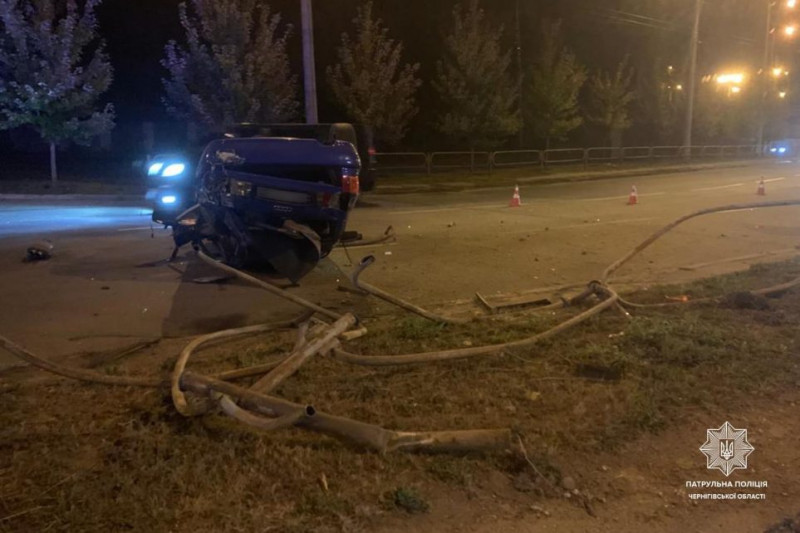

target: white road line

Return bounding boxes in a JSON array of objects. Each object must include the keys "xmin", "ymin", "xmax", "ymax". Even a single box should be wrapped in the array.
[
  {"xmin": 691, "ymin": 183, "xmax": 744, "ymax": 192},
  {"xmin": 763, "ymin": 177, "xmax": 786, "ymax": 183}
]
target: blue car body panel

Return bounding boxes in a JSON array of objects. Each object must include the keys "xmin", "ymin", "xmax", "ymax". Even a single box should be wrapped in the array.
[{"xmin": 200, "ymin": 138, "xmax": 360, "ymax": 170}]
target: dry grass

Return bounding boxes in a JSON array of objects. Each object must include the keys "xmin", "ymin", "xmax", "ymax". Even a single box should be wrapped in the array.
[{"xmin": 2, "ymin": 259, "xmax": 800, "ymax": 532}]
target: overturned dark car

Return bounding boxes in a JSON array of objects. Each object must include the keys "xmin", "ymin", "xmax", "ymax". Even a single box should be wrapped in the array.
[{"xmin": 148, "ymin": 123, "xmax": 367, "ymax": 282}]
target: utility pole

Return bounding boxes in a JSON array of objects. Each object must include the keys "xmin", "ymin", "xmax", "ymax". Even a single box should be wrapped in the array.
[
  {"xmin": 515, "ymin": 0, "xmax": 524, "ymax": 147},
  {"xmin": 683, "ymin": 0, "xmax": 702, "ymax": 159},
  {"xmin": 757, "ymin": 1, "xmax": 775, "ymax": 153},
  {"xmin": 300, "ymin": 0, "xmax": 318, "ymax": 124}
]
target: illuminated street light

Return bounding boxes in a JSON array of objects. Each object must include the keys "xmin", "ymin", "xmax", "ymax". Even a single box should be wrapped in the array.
[
  {"xmin": 784, "ymin": 24, "xmax": 798, "ymax": 36},
  {"xmin": 731, "ymin": 86, "xmax": 742, "ymax": 94},
  {"xmin": 772, "ymin": 67, "xmax": 789, "ymax": 77},
  {"xmin": 716, "ymin": 73, "xmax": 745, "ymax": 84},
  {"xmin": 779, "ymin": 91, "xmax": 788, "ymax": 98},
  {"xmin": 676, "ymin": 84, "xmax": 684, "ymax": 90},
  {"xmin": 788, "ymin": 0, "xmax": 797, "ymax": 8}
]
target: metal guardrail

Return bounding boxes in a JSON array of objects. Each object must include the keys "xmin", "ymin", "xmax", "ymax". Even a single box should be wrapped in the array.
[
  {"xmin": 544, "ymin": 148, "xmax": 585, "ymax": 165},
  {"xmin": 429, "ymin": 151, "xmax": 491, "ymax": 172},
  {"xmin": 374, "ymin": 152, "xmax": 429, "ymax": 173},
  {"xmin": 492, "ymin": 150, "xmax": 542, "ymax": 167},
  {"xmin": 621, "ymin": 146, "xmax": 651, "ymax": 160},
  {"xmin": 376, "ymin": 144, "xmax": 760, "ymax": 174},
  {"xmin": 586, "ymin": 147, "xmax": 617, "ymax": 162}
]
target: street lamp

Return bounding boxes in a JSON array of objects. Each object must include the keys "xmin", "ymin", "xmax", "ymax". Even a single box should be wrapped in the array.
[
  {"xmin": 784, "ymin": 24, "xmax": 798, "ymax": 36},
  {"xmin": 716, "ymin": 72, "xmax": 746, "ymax": 84}
]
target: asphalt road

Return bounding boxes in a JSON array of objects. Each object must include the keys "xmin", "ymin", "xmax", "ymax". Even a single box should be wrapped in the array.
[
  {"xmin": 1, "ymin": 160, "xmax": 799, "ymax": 370},
  {"xmin": 0, "ymin": 202, "xmax": 152, "ymax": 237}
]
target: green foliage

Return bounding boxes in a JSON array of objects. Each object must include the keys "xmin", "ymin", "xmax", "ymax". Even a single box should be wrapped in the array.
[
  {"xmin": 642, "ymin": 64, "xmax": 682, "ymax": 144},
  {"xmin": 434, "ymin": 0, "xmax": 521, "ymax": 149},
  {"xmin": 161, "ymin": 0, "xmax": 298, "ymax": 133},
  {"xmin": 0, "ymin": 0, "xmax": 115, "ymax": 181},
  {"xmin": 587, "ymin": 57, "xmax": 635, "ymax": 146},
  {"xmin": 326, "ymin": 2, "xmax": 420, "ymax": 147},
  {"xmin": 526, "ymin": 20, "xmax": 586, "ymax": 148},
  {"xmin": 693, "ymin": 81, "xmax": 759, "ymax": 143},
  {"xmin": 387, "ymin": 487, "xmax": 429, "ymax": 514}
]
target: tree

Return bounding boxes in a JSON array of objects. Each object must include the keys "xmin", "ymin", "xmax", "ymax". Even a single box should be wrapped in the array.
[
  {"xmin": 587, "ymin": 58, "xmax": 635, "ymax": 147},
  {"xmin": 527, "ymin": 21, "xmax": 586, "ymax": 149},
  {"xmin": 327, "ymin": 2, "xmax": 420, "ymax": 147},
  {"xmin": 161, "ymin": 0, "xmax": 298, "ymax": 134},
  {"xmin": 693, "ymin": 83, "xmax": 759, "ymax": 144},
  {"xmin": 0, "ymin": 0, "xmax": 115, "ymax": 183},
  {"xmin": 434, "ymin": 0, "xmax": 520, "ymax": 150}
]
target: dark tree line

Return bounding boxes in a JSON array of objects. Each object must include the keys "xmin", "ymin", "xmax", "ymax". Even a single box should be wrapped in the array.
[{"xmin": 1, "ymin": 0, "xmax": 784, "ymax": 174}]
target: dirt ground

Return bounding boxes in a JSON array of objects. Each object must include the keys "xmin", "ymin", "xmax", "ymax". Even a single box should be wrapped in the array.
[{"xmin": 374, "ymin": 390, "xmax": 800, "ymax": 533}]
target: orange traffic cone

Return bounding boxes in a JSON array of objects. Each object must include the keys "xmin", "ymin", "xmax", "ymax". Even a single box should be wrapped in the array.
[
  {"xmin": 756, "ymin": 178, "xmax": 766, "ymax": 196},
  {"xmin": 627, "ymin": 185, "xmax": 638, "ymax": 205},
  {"xmin": 509, "ymin": 185, "xmax": 522, "ymax": 207}
]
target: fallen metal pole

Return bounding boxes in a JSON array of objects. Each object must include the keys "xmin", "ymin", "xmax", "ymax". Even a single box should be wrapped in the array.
[
  {"xmin": 250, "ymin": 314, "xmax": 357, "ymax": 393},
  {"xmin": 332, "ymin": 284, "xmax": 619, "ymax": 366},
  {"xmin": 182, "ymin": 371, "xmax": 512, "ymax": 454},
  {"xmin": 217, "ymin": 394, "xmax": 310, "ymax": 431},
  {"xmin": 171, "ymin": 313, "xmax": 312, "ymax": 416},
  {"xmin": 603, "ymin": 200, "xmax": 800, "ymax": 283},
  {"xmin": 351, "ymin": 255, "xmax": 471, "ymax": 325},
  {"xmin": 338, "ymin": 225, "xmax": 396, "ymax": 248},
  {"xmin": 196, "ymin": 249, "xmax": 342, "ymax": 321},
  {"xmin": 0, "ymin": 336, "xmax": 512, "ymax": 454}
]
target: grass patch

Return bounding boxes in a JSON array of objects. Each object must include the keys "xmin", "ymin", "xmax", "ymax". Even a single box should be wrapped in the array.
[
  {"xmin": 1, "ymin": 259, "xmax": 800, "ymax": 531},
  {"xmin": 386, "ymin": 487, "xmax": 429, "ymax": 514}
]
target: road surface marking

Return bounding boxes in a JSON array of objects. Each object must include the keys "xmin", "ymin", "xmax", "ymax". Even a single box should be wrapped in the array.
[
  {"xmin": 764, "ymin": 177, "xmax": 786, "ymax": 183},
  {"xmin": 692, "ymin": 183, "xmax": 744, "ymax": 192},
  {"xmin": 581, "ymin": 192, "xmax": 666, "ymax": 202}
]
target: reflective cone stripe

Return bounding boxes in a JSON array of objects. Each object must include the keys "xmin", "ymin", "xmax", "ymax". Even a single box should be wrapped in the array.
[{"xmin": 627, "ymin": 186, "xmax": 638, "ymax": 205}]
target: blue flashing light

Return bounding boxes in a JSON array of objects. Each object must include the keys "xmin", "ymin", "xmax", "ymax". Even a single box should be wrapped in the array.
[
  {"xmin": 162, "ymin": 163, "xmax": 186, "ymax": 177},
  {"xmin": 770, "ymin": 147, "xmax": 778, "ymax": 153},
  {"xmin": 147, "ymin": 162, "xmax": 164, "ymax": 175},
  {"xmin": 161, "ymin": 195, "xmax": 177, "ymax": 205},
  {"xmin": 778, "ymin": 147, "xmax": 787, "ymax": 154}
]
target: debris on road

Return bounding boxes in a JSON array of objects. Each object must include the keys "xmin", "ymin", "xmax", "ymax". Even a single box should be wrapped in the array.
[
  {"xmin": 1, "ymin": 199, "xmax": 800, "ymax": 459},
  {"xmin": 23, "ymin": 239, "xmax": 54, "ymax": 262}
]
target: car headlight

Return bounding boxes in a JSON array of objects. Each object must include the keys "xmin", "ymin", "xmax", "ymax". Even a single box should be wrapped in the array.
[
  {"xmin": 162, "ymin": 163, "xmax": 186, "ymax": 177},
  {"xmin": 148, "ymin": 162, "xmax": 164, "ymax": 175},
  {"xmin": 231, "ymin": 180, "xmax": 253, "ymax": 197},
  {"xmin": 161, "ymin": 195, "xmax": 177, "ymax": 205}
]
